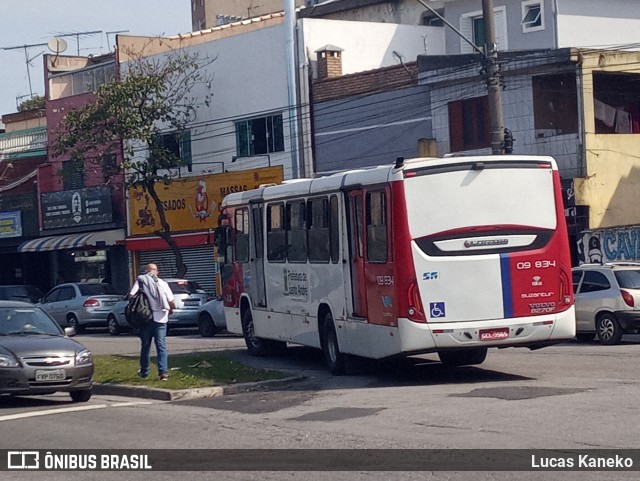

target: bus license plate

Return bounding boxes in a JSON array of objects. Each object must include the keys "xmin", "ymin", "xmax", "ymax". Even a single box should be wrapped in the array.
[
  {"xmin": 479, "ymin": 328, "xmax": 509, "ymax": 341},
  {"xmin": 35, "ymin": 369, "xmax": 66, "ymax": 381}
]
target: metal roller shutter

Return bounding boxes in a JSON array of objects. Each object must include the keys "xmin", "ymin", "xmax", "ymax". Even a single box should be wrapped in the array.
[{"xmin": 138, "ymin": 245, "xmax": 218, "ymax": 296}]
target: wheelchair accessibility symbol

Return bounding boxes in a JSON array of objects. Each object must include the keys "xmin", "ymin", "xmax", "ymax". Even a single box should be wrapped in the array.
[{"xmin": 430, "ymin": 302, "xmax": 446, "ymax": 318}]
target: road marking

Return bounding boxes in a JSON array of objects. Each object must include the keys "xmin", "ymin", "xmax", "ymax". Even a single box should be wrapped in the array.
[{"xmin": 0, "ymin": 401, "xmax": 154, "ymax": 422}]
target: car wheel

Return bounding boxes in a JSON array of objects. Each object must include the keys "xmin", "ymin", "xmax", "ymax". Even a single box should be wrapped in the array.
[
  {"xmin": 322, "ymin": 312, "xmax": 345, "ymax": 375},
  {"xmin": 68, "ymin": 315, "xmax": 83, "ymax": 334},
  {"xmin": 575, "ymin": 332, "xmax": 594, "ymax": 343},
  {"xmin": 70, "ymin": 389, "xmax": 92, "ymax": 403},
  {"xmin": 198, "ymin": 313, "xmax": 217, "ymax": 338},
  {"xmin": 438, "ymin": 348, "xmax": 488, "ymax": 367},
  {"xmin": 596, "ymin": 313, "xmax": 623, "ymax": 345},
  {"xmin": 107, "ymin": 315, "xmax": 121, "ymax": 336}
]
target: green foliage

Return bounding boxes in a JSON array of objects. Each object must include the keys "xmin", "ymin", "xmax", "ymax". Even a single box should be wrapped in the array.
[
  {"xmin": 53, "ymin": 50, "xmax": 213, "ymax": 190},
  {"xmin": 53, "ymin": 47, "xmax": 214, "ymax": 278},
  {"xmin": 17, "ymin": 95, "xmax": 45, "ymax": 111}
]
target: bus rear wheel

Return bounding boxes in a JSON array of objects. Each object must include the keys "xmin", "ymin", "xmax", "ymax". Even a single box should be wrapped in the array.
[
  {"xmin": 438, "ymin": 347, "xmax": 487, "ymax": 367},
  {"xmin": 322, "ymin": 313, "xmax": 345, "ymax": 375}
]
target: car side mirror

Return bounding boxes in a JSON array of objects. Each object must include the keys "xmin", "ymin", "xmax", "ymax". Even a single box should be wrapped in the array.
[{"xmin": 64, "ymin": 327, "xmax": 76, "ymax": 337}]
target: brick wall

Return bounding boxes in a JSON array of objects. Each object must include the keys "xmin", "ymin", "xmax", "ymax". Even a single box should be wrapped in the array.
[{"xmin": 313, "ymin": 62, "xmax": 418, "ymax": 103}]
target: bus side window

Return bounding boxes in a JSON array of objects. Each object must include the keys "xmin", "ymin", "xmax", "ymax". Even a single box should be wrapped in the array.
[
  {"xmin": 329, "ymin": 195, "xmax": 340, "ymax": 264},
  {"xmin": 267, "ymin": 203, "xmax": 286, "ymax": 262},
  {"xmin": 366, "ymin": 191, "xmax": 388, "ymax": 263},
  {"xmin": 308, "ymin": 197, "xmax": 330, "ymax": 263},
  {"xmin": 235, "ymin": 208, "xmax": 250, "ymax": 263},
  {"xmin": 286, "ymin": 200, "xmax": 307, "ymax": 263}
]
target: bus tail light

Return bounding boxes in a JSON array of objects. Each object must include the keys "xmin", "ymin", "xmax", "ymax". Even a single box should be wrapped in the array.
[
  {"xmin": 407, "ymin": 282, "xmax": 426, "ymax": 322},
  {"xmin": 558, "ymin": 267, "xmax": 573, "ymax": 306},
  {"xmin": 621, "ymin": 289, "xmax": 634, "ymax": 307}
]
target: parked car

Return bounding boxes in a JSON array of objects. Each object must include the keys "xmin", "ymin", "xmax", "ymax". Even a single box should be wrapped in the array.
[
  {"xmin": 196, "ymin": 298, "xmax": 226, "ymax": 337},
  {"xmin": 0, "ymin": 300, "xmax": 94, "ymax": 402},
  {"xmin": 37, "ymin": 283, "xmax": 121, "ymax": 333},
  {"xmin": 572, "ymin": 263, "xmax": 640, "ymax": 344},
  {"xmin": 106, "ymin": 279, "xmax": 210, "ymax": 336},
  {"xmin": 0, "ymin": 285, "xmax": 43, "ymax": 304}
]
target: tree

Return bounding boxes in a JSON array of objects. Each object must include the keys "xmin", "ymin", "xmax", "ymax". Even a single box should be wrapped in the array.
[
  {"xmin": 54, "ymin": 48, "xmax": 214, "ymax": 278},
  {"xmin": 18, "ymin": 95, "xmax": 45, "ymax": 111}
]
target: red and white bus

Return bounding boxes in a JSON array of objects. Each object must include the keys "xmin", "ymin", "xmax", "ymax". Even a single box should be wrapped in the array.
[{"xmin": 216, "ymin": 155, "xmax": 575, "ymax": 373}]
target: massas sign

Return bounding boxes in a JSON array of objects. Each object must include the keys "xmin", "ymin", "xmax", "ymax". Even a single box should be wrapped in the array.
[{"xmin": 129, "ymin": 166, "xmax": 284, "ymax": 236}]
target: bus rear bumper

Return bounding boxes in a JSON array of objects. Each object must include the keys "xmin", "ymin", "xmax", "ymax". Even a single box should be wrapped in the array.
[{"xmin": 398, "ymin": 306, "xmax": 576, "ymax": 352}]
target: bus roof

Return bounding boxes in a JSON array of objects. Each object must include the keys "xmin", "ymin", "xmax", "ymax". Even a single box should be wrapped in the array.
[{"xmin": 221, "ymin": 155, "xmax": 558, "ymax": 207}]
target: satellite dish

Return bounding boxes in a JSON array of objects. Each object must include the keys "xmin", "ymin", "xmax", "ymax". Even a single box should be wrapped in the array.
[{"xmin": 47, "ymin": 38, "xmax": 68, "ymax": 55}]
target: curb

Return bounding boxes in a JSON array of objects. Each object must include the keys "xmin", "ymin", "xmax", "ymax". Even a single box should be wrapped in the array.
[{"xmin": 93, "ymin": 375, "xmax": 306, "ymax": 401}]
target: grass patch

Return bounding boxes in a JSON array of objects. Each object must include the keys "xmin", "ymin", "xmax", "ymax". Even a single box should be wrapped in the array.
[{"xmin": 93, "ymin": 352, "xmax": 288, "ymax": 390}]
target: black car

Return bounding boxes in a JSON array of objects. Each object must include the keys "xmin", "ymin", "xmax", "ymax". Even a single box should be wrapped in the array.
[
  {"xmin": 0, "ymin": 301, "xmax": 94, "ymax": 402},
  {"xmin": 0, "ymin": 285, "xmax": 44, "ymax": 304}
]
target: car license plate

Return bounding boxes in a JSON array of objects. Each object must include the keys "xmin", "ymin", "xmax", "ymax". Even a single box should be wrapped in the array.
[
  {"xmin": 35, "ymin": 369, "xmax": 66, "ymax": 381},
  {"xmin": 479, "ymin": 327, "xmax": 509, "ymax": 341}
]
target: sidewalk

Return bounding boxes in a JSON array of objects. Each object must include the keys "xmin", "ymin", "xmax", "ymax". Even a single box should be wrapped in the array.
[{"xmin": 80, "ymin": 332, "xmax": 307, "ymax": 400}]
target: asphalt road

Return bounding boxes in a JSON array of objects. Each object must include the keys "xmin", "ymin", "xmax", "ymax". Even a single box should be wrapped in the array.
[{"xmin": 2, "ymin": 330, "xmax": 640, "ymax": 481}]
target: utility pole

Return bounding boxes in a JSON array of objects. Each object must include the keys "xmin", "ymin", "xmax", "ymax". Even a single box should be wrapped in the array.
[
  {"xmin": 417, "ymin": 0, "xmax": 507, "ymax": 154},
  {"xmin": 482, "ymin": 0, "xmax": 505, "ymax": 154}
]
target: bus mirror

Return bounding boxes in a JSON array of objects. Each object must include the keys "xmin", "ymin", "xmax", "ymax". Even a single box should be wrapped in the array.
[{"xmin": 213, "ymin": 226, "xmax": 229, "ymax": 250}]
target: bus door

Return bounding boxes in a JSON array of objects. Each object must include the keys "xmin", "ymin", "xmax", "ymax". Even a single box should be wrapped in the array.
[
  {"xmin": 250, "ymin": 203, "xmax": 267, "ymax": 307},
  {"xmin": 345, "ymin": 189, "xmax": 368, "ymax": 318},
  {"xmin": 362, "ymin": 188, "xmax": 396, "ymax": 326}
]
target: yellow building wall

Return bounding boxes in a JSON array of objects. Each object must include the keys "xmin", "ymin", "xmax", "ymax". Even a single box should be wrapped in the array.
[{"xmin": 573, "ymin": 51, "xmax": 640, "ymax": 230}]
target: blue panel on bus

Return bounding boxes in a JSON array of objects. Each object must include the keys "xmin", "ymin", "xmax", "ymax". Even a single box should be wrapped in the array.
[{"xmin": 500, "ymin": 254, "xmax": 513, "ymax": 318}]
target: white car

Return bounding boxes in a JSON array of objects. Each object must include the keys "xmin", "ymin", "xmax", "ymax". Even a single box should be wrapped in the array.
[
  {"xmin": 196, "ymin": 298, "xmax": 226, "ymax": 337},
  {"xmin": 573, "ymin": 263, "xmax": 640, "ymax": 344}
]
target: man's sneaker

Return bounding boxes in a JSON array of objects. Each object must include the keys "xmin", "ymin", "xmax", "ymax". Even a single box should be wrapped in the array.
[
  {"xmin": 159, "ymin": 373, "xmax": 169, "ymax": 381},
  {"xmin": 137, "ymin": 370, "xmax": 148, "ymax": 379}
]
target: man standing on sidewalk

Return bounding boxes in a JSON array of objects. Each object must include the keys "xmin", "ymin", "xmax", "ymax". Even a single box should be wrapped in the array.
[{"xmin": 128, "ymin": 263, "xmax": 175, "ymax": 381}]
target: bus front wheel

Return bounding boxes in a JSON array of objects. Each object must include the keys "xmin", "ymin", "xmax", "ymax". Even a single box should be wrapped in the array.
[
  {"xmin": 242, "ymin": 309, "xmax": 268, "ymax": 356},
  {"xmin": 322, "ymin": 313, "xmax": 345, "ymax": 375},
  {"xmin": 438, "ymin": 347, "xmax": 487, "ymax": 367}
]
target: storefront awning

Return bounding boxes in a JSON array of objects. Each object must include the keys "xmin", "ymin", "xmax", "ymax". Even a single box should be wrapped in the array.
[{"xmin": 18, "ymin": 229, "xmax": 125, "ymax": 253}]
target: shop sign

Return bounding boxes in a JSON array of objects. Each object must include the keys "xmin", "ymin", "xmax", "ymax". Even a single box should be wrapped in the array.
[
  {"xmin": 0, "ymin": 211, "xmax": 22, "ymax": 238},
  {"xmin": 41, "ymin": 186, "xmax": 113, "ymax": 230},
  {"xmin": 129, "ymin": 166, "xmax": 284, "ymax": 236}
]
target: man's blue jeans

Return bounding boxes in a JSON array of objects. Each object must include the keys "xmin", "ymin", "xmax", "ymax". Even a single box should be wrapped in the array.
[{"xmin": 139, "ymin": 321, "xmax": 168, "ymax": 376}]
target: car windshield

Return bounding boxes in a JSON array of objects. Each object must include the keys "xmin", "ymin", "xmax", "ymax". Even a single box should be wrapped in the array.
[
  {"xmin": 615, "ymin": 270, "xmax": 640, "ymax": 289},
  {"xmin": 1, "ymin": 286, "xmax": 43, "ymax": 303},
  {"xmin": 0, "ymin": 307, "xmax": 62, "ymax": 336},
  {"xmin": 168, "ymin": 281, "xmax": 205, "ymax": 295},
  {"xmin": 78, "ymin": 284, "xmax": 117, "ymax": 296}
]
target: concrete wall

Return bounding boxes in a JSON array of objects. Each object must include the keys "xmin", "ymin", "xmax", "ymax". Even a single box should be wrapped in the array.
[
  {"xmin": 556, "ymin": 0, "xmax": 640, "ymax": 49},
  {"xmin": 313, "ymin": 85, "xmax": 431, "ymax": 172}
]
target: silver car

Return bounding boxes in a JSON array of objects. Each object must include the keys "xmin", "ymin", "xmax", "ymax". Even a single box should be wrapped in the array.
[
  {"xmin": 196, "ymin": 298, "xmax": 226, "ymax": 338},
  {"xmin": 37, "ymin": 283, "xmax": 121, "ymax": 333},
  {"xmin": 573, "ymin": 263, "xmax": 640, "ymax": 344},
  {"xmin": 0, "ymin": 301, "xmax": 94, "ymax": 402},
  {"xmin": 106, "ymin": 279, "xmax": 210, "ymax": 335}
]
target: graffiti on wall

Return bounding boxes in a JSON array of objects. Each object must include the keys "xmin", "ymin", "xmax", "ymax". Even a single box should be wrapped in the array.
[{"xmin": 578, "ymin": 227, "xmax": 640, "ymax": 264}]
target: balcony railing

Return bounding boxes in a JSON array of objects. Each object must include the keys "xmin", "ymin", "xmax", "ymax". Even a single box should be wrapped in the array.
[{"xmin": 0, "ymin": 127, "xmax": 47, "ymax": 160}]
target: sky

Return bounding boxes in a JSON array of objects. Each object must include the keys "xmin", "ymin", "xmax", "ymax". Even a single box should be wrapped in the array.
[{"xmin": 0, "ymin": 0, "xmax": 192, "ymax": 122}]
